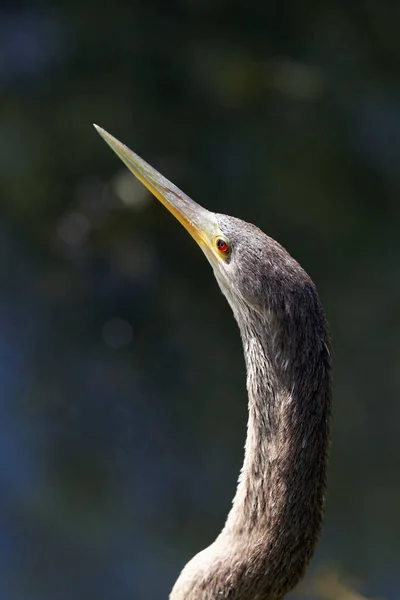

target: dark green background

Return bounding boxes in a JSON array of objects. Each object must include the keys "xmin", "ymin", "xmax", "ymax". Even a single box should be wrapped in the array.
[{"xmin": 0, "ymin": 1, "xmax": 399, "ymax": 598}]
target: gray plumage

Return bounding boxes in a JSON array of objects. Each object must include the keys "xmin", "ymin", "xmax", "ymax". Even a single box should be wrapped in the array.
[
  {"xmin": 170, "ymin": 215, "xmax": 331, "ymax": 600},
  {"xmin": 92, "ymin": 126, "xmax": 332, "ymax": 600}
]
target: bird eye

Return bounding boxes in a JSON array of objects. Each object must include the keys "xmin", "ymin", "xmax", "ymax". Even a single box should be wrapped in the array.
[{"xmin": 216, "ymin": 238, "xmax": 230, "ymax": 256}]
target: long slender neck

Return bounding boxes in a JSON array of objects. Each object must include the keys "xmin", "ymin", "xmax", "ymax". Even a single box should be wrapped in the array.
[
  {"xmin": 171, "ymin": 298, "xmax": 331, "ymax": 600},
  {"xmin": 220, "ymin": 304, "xmax": 331, "ymax": 598}
]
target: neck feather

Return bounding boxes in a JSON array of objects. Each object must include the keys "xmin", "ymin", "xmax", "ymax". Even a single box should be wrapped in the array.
[
  {"xmin": 222, "ymin": 305, "xmax": 331, "ymax": 597},
  {"xmin": 171, "ymin": 298, "xmax": 331, "ymax": 600}
]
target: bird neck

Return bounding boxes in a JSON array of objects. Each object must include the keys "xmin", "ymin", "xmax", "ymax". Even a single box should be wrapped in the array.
[
  {"xmin": 219, "ymin": 307, "xmax": 331, "ymax": 597},
  {"xmin": 171, "ymin": 300, "xmax": 331, "ymax": 600}
]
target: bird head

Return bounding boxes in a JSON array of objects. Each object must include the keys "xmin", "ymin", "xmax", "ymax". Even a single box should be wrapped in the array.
[{"xmin": 94, "ymin": 126, "xmax": 311, "ymax": 329}]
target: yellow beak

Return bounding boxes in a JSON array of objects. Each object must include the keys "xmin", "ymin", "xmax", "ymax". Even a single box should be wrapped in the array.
[{"xmin": 94, "ymin": 125, "xmax": 219, "ymax": 250}]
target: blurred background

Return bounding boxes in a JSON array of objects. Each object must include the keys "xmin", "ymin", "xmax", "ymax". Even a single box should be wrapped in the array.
[{"xmin": 0, "ymin": 1, "xmax": 399, "ymax": 599}]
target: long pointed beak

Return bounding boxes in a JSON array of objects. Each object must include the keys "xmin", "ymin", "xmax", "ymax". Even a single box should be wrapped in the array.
[{"xmin": 94, "ymin": 125, "xmax": 219, "ymax": 249}]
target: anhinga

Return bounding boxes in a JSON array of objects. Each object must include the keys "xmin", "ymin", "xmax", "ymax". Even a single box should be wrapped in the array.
[{"xmin": 94, "ymin": 125, "xmax": 332, "ymax": 600}]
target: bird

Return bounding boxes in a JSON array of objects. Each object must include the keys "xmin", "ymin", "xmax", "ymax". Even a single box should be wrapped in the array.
[{"xmin": 94, "ymin": 124, "xmax": 332, "ymax": 600}]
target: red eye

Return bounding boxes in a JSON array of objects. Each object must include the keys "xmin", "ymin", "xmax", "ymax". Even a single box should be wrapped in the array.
[{"xmin": 216, "ymin": 238, "xmax": 229, "ymax": 254}]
